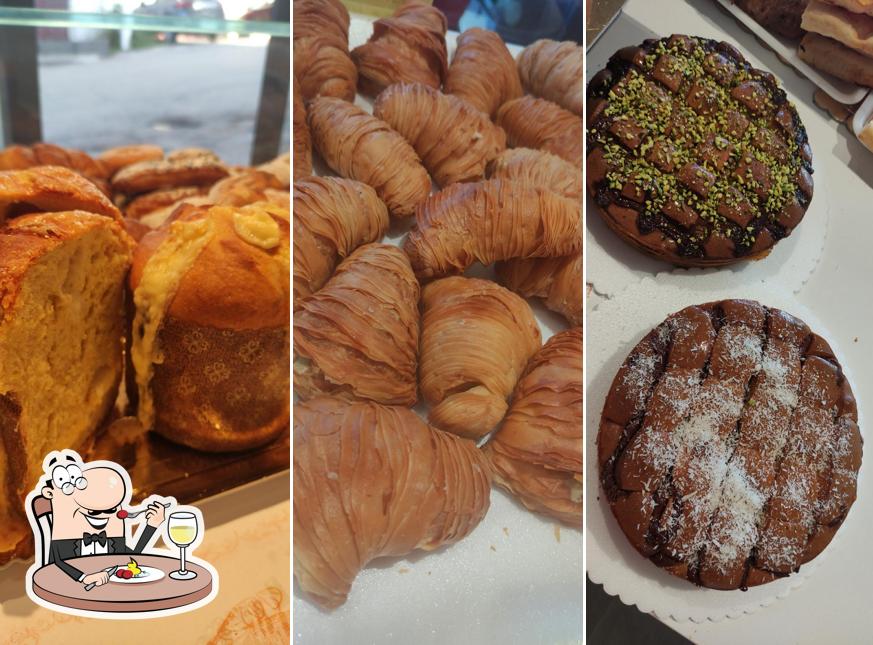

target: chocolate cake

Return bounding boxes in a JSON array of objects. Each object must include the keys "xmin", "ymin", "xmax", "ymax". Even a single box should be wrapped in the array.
[
  {"xmin": 587, "ymin": 35, "xmax": 814, "ymax": 267},
  {"xmin": 598, "ymin": 300, "xmax": 861, "ymax": 590}
]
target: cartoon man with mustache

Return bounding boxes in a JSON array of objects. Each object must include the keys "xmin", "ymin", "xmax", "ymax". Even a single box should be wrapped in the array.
[{"xmin": 38, "ymin": 451, "xmax": 169, "ymax": 588}]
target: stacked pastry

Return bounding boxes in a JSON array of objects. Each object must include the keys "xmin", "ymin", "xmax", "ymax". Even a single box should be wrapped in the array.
[
  {"xmin": 799, "ymin": 1, "xmax": 873, "ymax": 87},
  {"xmin": 293, "ymin": 1, "xmax": 583, "ymax": 610}
]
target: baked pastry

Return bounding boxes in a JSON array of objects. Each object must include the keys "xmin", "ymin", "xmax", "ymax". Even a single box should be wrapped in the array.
[
  {"xmin": 125, "ymin": 185, "xmax": 209, "ymax": 220},
  {"xmin": 517, "ymin": 39, "xmax": 584, "ymax": 116},
  {"xmin": 98, "ymin": 144, "xmax": 164, "ymax": 178},
  {"xmin": 819, "ymin": 0, "xmax": 873, "ymax": 15},
  {"xmin": 129, "ymin": 202, "xmax": 290, "ymax": 452},
  {"xmin": 294, "ymin": 397, "xmax": 491, "ymax": 609},
  {"xmin": 735, "ymin": 0, "xmax": 809, "ymax": 40},
  {"xmin": 0, "ymin": 166, "xmax": 121, "ymax": 224},
  {"xmin": 444, "ymin": 27, "xmax": 523, "ymax": 118},
  {"xmin": 587, "ymin": 35, "xmax": 814, "ymax": 267},
  {"xmin": 799, "ymin": 32, "xmax": 873, "ymax": 87},
  {"xmin": 496, "ymin": 96, "xmax": 582, "ymax": 165},
  {"xmin": 495, "ymin": 253, "xmax": 582, "ymax": 326},
  {"xmin": 0, "ymin": 212, "xmax": 133, "ymax": 564},
  {"xmin": 373, "ymin": 83, "xmax": 506, "ymax": 186},
  {"xmin": 403, "ymin": 179, "xmax": 581, "ymax": 280},
  {"xmin": 294, "ymin": 244, "xmax": 419, "ymax": 405},
  {"xmin": 420, "ymin": 276, "xmax": 541, "ymax": 439},
  {"xmin": 292, "ymin": 176, "xmax": 389, "ymax": 303},
  {"xmin": 486, "ymin": 328, "xmax": 582, "ymax": 526},
  {"xmin": 0, "ymin": 142, "xmax": 110, "ymax": 193},
  {"xmin": 487, "ymin": 147, "xmax": 583, "ymax": 201},
  {"xmin": 206, "ymin": 169, "xmax": 286, "ymax": 207},
  {"xmin": 293, "ymin": 0, "xmax": 357, "ymax": 101},
  {"xmin": 598, "ymin": 299, "xmax": 861, "ymax": 589},
  {"xmin": 308, "ymin": 97, "xmax": 431, "ymax": 218},
  {"xmin": 350, "ymin": 1, "xmax": 448, "ymax": 96},
  {"xmin": 111, "ymin": 148, "xmax": 229, "ymax": 196},
  {"xmin": 293, "ymin": 78, "xmax": 312, "ymax": 181},
  {"xmin": 258, "ymin": 152, "xmax": 291, "ymax": 188},
  {"xmin": 802, "ymin": 1, "xmax": 873, "ymax": 56}
]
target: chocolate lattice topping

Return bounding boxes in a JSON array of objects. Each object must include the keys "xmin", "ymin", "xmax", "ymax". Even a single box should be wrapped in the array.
[
  {"xmin": 598, "ymin": 300, "xmax": 861, "ymax": 590},
  {"xmin": 587, "ymin": 35, "xmax": 814, "ymax": 267}
]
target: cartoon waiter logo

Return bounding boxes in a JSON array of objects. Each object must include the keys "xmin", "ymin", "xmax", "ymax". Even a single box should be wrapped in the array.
[{"xmin": 24, "ymin": 449, "xmax": 219, "ymax": 619}]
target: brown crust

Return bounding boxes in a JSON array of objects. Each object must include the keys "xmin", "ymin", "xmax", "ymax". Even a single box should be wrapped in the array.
[
  {"xmin": 293, "ymin": 77, "xmax": 313, "ymax": 181},
  {"xmin": 308, "ymin": 96, "xmax": 431, "ymax": 218},
  {"xmin": 0, "ymin": 143, "xmax": 110, "ymax": 192},
  {"xmin": 444, "ymin": 27, "xmax": 522, "ymax": 118},
  {"xmin": 131, "ymin": 203, "xmax": 289, "ymax": 330},
  {"xmin": 125, "ymin": 185, "xmax": 208, "ymax": 220},
  {"xmin": 495, "ymin": 253, "xmax": 582, "ymax": 326},
  {"xmin": 111, "ymin": 151, "xmax": 229, "ymax": 196},
  {"xmin": 487, "ymin": 147, "xmax": 583, "ymax": 201},
  {"xmin": 293, "ymin": 397, "xmax": 491, "ymax": 609},
  {"xmin": 486, "ymin": 328, "xmax": 583, "ymax": 526},
  {"xmin": 0, "ymin": 166, "xmax": 122, "ymax": 224},
  {"xmin": 98, "ymin": 144, "xmax": 164, "ymax": 177},
  {"xmin": 517, "ymin": 39, "xmax": 584, "ymax": 116},
  {"xmin": 207, "ymin": 170, "xmax": 286, "ymax": 207},
  {"xmin": 586, "ymin": 35, "xmax": 813, "ymax": 267},
  {"xmin": 350, "ymin": 1, "xmax": 448, "ymax": 97},
  {"xmin": 403, "ymin": 179, "xmax": 581, "ymax": 280},
  {"xmin": 497, "ymin": 96, "xmax": 583, "ymax": 166},
  {"xmin": 293, "ymin": 0, "xmax": 357, "ymax": 102},
  {"xmin": 294, "ymin": 243, "xmax": 419, "ymax": 406},
  {"xmin": 599, "ymin": 299, "xmax": 861, "ymax": 589},
  {"xmin": 374, "ymin": 83, "xmax": 505, "ymax": 186},
  {"xmin": 420, "ymin": 276, "xmax": 541, "ymax": 439}
]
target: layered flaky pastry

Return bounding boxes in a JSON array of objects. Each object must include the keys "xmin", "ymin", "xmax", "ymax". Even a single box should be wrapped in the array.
[
  {"xmin": 403, "ymin": 179, "xmax": 580, "ymax": 279},
  {"xmin": 293, "ymin": 77, "xmax": 312, "ymax": 181},
  {"xmin": 292, "ymin": 176, "xmax": 389, "ymax": 303},
  {"xmin": 294, "ymin": 244, "xmax": 419, "ymax": 405},
  {"xmin": 487, "ymin": 147, "xmax": 583, "ymax": 201},
  {"xmin": 420, "ymin": 276, "xmax": 541, "ymax": 439},
  {"xmin": 496, "ymin": 254, "xmax": 582, "ymax": 326},
  {"xmin": 0, "ymin": 166, "xmax": 121, "ymax": 225},
  {"xmin": 517, "ymin": 39, "xmax": 584, "ymax": 116},
  {"xmin": 351, "ymin": 1, "xmax": 448, "ymax": 96},
  {"xmin": 293, "ymin": 0, "xmax": 357, "ymax": 101},
  {"xmin": 308, "ymin": 97, "xmax": 431, "ymax": 218},
  {"xmin": 485, "ymin": 328, "xmax": 583, "ymax": 526},
  {"xmin": 374, "ymin": 83, "xmax": 505, "ymax": 186},
  {"xmin": 294, "ymin": 397, "xmax": 491, "ymax": 609},
  {"xmin": 496, "ymin": 96, "xmax": 583, "ymax": 166},
  {"xmin": 444, "ymin": 27, "xmax": 522, "ymax": 118}
]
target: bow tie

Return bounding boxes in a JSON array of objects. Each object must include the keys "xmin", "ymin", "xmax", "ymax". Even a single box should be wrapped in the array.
[{"xmin": 82, "ymin": 531, "xmax": 107, "ymax": 547}]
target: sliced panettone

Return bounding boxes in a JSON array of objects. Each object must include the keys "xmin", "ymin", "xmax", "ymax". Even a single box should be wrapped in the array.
[
  {"xmin": 0, "ymin": 212, "xmax": 133, "ymax": 563},
  {"xmin": 129, "ymin": 202, "xmax": 290, "ymax": 451}
]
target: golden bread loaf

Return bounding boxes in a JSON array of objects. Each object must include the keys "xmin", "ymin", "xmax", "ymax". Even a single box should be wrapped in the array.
[
  {"xmin": 294, "ymin": 397, "xmax": 491, "ymax": 609},
  {"xmin": 98, "ymin": 144, "xmax": 164, "ymax": 177},
  {"xmin": 294, "ymin": 243, "xmax": 419, "ymax": 405},
  {"xmin": 420, "ymin": 276, "xmax": 541, "ymax": 439},
  {"xmin": 517, "ymin": 39, "xmax": 584, "ymax": 116},
  {"xmin": 0, "ymin": 142, "xmax": 110, "ymax": 193},
  {"xmin": 485, "ymin": 328, "xmax": 583, "ymax": 526}
]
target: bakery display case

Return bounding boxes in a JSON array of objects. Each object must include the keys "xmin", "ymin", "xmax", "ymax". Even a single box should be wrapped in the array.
[{"xmin": 0, "ymin": 3, "xmax": 291, "ymax": 641}]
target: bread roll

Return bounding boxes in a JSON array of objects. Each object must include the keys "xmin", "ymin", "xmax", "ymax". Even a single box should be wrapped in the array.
[
  {"xmin": 294, "ymin": 244, "xmax": 419, "ymax": 405},
  {"xmin": 0, "ymin": 142, "xmax": 110, "ymax": 193},
  {"xmin": 98, "ymin": 144, "xmax": 164, "ymax": 177},
  {"xmin": 0, "ymin": 212, "xmax": 133, "ymax": 563},
  {"xmin": 112, "ymin": 149, "xmax": 229, "ymax": 196},
  {"xmin": 444, "ymin": 27, "xmax": 522, "ymax": 118},
  {"xmin": 373, "ymin": 83, "xmax": 505, "ymax": 186},
  {"xmin": 308, "ymin": 97, "xmax": 431, "ymax": 218},
  {"xmin": 420, "ymin": 276, "xmax": 541, "ymax": 439},
  {"xmin": 130, "ymin": 202, "xmax": 289, "ymax": 452},
  {"xmin": 485, "ymin": 328, "xmax": 583, "ymax": 526},
  {"xmin": 517, "ymin": 39, "xmax": 584, "ymax": 116}
]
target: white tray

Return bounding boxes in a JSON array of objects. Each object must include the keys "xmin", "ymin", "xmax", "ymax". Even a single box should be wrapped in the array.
[
  {"xmin": 292, "ymin": 17, "xmax": 583, "ymax": 645},
  {"xmin": 715, "ymin": 0, "xmax": 869, "ymax": 105}
]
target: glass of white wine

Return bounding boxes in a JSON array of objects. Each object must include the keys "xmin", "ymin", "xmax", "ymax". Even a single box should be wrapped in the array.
[{"xmin": 167, "ymin": 511, "xmax": 198, "ymax": 580}]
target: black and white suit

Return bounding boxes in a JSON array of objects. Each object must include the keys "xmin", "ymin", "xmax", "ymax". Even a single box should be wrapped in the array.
[{"xmin": 49, "ymin": 525, "xmax": 157, "ymax": 582}]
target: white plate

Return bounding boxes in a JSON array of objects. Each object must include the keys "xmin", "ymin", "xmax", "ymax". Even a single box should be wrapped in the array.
[
  {"xmin": 109, "ymin": 565, "xmax": 165, "ymax": 584},
  {"xmin": 293, "ymin": 16, "xmax": 583, "ymax": 645},
  {"xmin": 852, "ymin": 91, "xmax": 873, "ymax": 149},
  {"xmin": 715, "ymin": 0, "xmax": 869, "ymax": 105}
]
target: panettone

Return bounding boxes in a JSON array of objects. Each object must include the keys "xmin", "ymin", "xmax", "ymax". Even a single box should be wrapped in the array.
[{"xmin": 129, "ymin": 202, "xmax": 290, "ymax": 451}]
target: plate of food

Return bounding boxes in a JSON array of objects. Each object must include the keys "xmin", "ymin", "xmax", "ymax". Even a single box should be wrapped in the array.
[{"xmin": 109, "ymin": 558, "xmax": 165, "ymax": 584}]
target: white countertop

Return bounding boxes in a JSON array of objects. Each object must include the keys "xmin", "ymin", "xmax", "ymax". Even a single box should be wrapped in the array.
[{"xmin": 588, "ymin": 1, "xmax": 873, "ymax": 642}]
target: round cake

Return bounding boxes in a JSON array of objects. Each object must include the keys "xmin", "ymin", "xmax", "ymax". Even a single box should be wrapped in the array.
[
  {"xmin": 587, "ymin": 35, "xmax": 814, "ymax": 267},
  {"xmin": 598, "ymin": 299, "xmax": 861, "ymax": 590}
]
